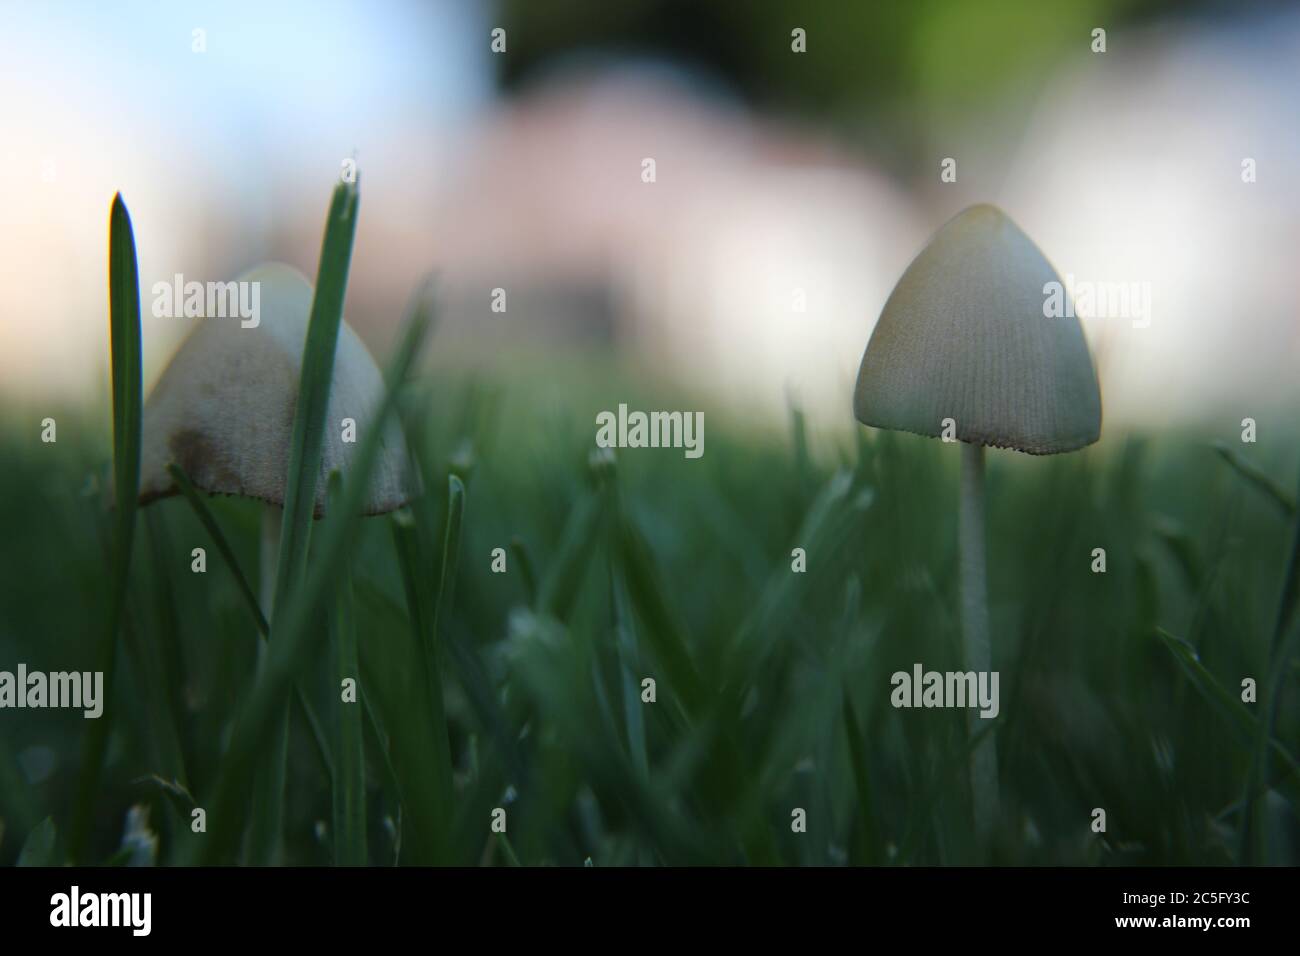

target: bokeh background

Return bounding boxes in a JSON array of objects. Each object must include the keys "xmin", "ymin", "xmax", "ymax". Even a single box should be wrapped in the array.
[
  {"xmin": 4, "ymin": 0, "xmax": 1298, "ymax": 429},
  {"xmin": 1, "ymin": 0, "xmax": 1298, "ymax": 867}
]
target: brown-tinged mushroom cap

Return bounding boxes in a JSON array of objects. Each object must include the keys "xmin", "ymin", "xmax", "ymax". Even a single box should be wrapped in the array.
[
  {"xmin": 853, "ymin": 204, "xmax": 1101, "ymax": 455},
  {"xmin": 138, "ymin": 262, "xmax": 412, "ymax": 514}
]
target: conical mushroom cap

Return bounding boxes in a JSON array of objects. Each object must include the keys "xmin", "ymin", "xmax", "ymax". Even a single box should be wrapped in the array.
[
  {"xmin": 138, "ymin": 262, "xmax": 412, "ymax": 514},
  {"xmin": 853, "ymin": 204, "xmax": 1101, "ymax": 455}
]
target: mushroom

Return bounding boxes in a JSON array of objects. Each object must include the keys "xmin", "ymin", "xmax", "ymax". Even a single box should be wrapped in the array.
[
  {"xmin": 138, "ymin": 261, "xmax": 413, "ymax": 601},
  {"xmin": 853, "ymin": 203, "xmax": 1102, "ymax": 829}
]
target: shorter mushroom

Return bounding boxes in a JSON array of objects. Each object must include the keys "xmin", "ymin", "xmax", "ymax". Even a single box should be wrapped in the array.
[{"xmin": 138, "ymin": 261, "xmax": 414, "ymax": 599}]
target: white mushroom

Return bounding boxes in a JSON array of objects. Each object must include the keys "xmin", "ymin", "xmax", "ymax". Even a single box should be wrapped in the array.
[
  {"xmin": 853, "ymin": 204, "xmax": 1102, "ymax": 832},
  {"xmin": 138, "ymin": 261, "xmax": 412, "ymax": 517},
  {"xmin": 854, "ymin": 204, "xmax": 1101, "ymax": 455}
]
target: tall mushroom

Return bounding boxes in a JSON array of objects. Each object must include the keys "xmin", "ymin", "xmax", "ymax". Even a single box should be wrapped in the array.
[
  {"xmin": 138, "ymin": 261, "xmax": 413, "ymax": 601},
  {"xmin": 853, "ymin": 203, "xmax": 1102, "ymax": 830}
]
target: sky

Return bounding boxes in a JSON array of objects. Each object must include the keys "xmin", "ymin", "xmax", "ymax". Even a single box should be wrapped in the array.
[{"xmin": 0, "ymin": 0, "xmax": 491, "ymax": 399}]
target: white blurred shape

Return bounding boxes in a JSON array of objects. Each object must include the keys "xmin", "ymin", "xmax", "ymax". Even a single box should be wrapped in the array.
[
  {"xmin": 430, "ymin": 68, "xmax": 924, "ymax": 424},
  {"xmin": 1002, "ymin": 11, "xmax": 1300, "ymax": 428}
]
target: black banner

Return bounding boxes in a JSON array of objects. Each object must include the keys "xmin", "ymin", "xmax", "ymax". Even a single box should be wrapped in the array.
[{"xmin": 0, "ymin": 866, "xmax": 1275, "ymax": 941}]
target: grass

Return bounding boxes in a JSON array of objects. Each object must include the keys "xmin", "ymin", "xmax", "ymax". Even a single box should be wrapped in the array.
[
  {"xmin": 68, "ymin": 194, "xmax": 142, "ymax": 862},
  {"xmin": 247, "ymin": 178, "xmax": 360, "ymax": 865},
  {"xmin": 1, "ymin": 186, "xmax": 1298, "ymax": 866},
  {"xmin": 329, "ymin": 470, "xmax": 365, "ymax": 866}
]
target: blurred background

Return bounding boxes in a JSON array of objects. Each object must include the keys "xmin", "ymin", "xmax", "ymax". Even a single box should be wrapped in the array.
[
  {"xmin": 3, "ymin": 0, "xmax": 1298, "ymax": 432},
  {"xmin": 2, "ymin": 0, "xmax": 1299, "ymax": 868}
]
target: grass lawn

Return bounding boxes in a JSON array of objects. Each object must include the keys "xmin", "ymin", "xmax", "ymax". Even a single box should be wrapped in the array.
[{"xmin": 1, "ymin": 188, "xmax": 1295, "ymax": 866}]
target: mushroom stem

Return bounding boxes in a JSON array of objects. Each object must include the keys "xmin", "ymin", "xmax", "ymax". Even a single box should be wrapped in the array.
[{"xmin": 959, "ymin": 442, "xmax": 998, "ymax": 832}]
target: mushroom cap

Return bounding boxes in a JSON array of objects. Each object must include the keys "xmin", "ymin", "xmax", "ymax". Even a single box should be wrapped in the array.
[
  {"xmin": 853, "ymin": 204, "xmax": 1101, "ymax": 455},
  {"xmin": 138, "ymin": 262, "xmax": 412, "ymax": 514}
]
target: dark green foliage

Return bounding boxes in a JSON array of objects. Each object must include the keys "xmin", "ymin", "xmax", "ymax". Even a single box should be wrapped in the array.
[
  {"xmin": 6, "ymin": 390, "xmax": 1294, "ymax": 864},
  {"xmin": 1, "ymin": 192, "xmax": 1296, "ymax": 866}
]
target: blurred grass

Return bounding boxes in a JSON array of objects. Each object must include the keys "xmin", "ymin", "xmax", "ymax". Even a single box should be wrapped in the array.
[{"xmin": 0, "ymin": 350, "xmax": 1297, "ymax": 865}]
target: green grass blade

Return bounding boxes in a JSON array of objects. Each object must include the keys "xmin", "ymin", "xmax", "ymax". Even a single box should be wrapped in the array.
[
  {"xmin": 1213, "ymin": 442, "xmax": 1296, "ymax": 517},
  {"xmin": 190, "ymin": 282, "xmax": 433, "ymax": 864},
  {"xmin": 346, "ymin": 575, "xmax": 437, "ymax": 863},
  {"xmin": 538, "ymin": 493, "xmax": 603, "ymax": 620},
  {"xmin": 142, "ymin": 508, "xmax": 191, "ymax": 784},
  {"xmin": 274, "ymin": 178, "xmax": 360, "ymax": 601},
  {"xmin": 612, "ymin": 566, "xmax": 649, "ymax": 779},
  {"xmin": 391, "ymin": 506, "xmax": 454, "ymax": 862},
  {"xmin": 71, "ymin": 193, "xmax": 143, "ymax": 861},
  {"xmin": 0, "ymin": 732, "xmax": 39, "ymax": 842},
  {"xmin": 357, "ymin": 599, "xmax": 446, "ymax": 865},
  {"xmin": 107, "ymin": 193, "xmax": 144, "ymax": 585},
  {"xmin": 247, "ymin": 179, "xmax": 359, "ymax": 864},
  {"xmin": 598, "ymin": 460, "xmax": 650, "ymax": 781},
  {"xmin": 328, "ymin": 471, "xmax": 367, "ymax": 865},
  {"xmin": 169, "ymin": 464, "xmax": 268, "ymax": 635},
  {"xmin": 293, "ymin": 687, "xmax": 335, "ymax": 785},
  {"xmin": 495, "ymin": 831, "xmax": 522, "ymax": 867},
  {"xmin": 17, "ymin": 817, "xmax": 60, "ymax": 866},
  {"xmin": 247, "ymin": 694, "xmax": 289, "ymax": 860},
  {"xmin": 614, "ymin": 508, "xmax": 706, "ymax": 715},
  {"xmin": 1242, "ymin": 466, "xmax": 1300, "ymax": 860},
  {"xmin": 1266, "ymin": 468, "xmax": 1300, "ymax": 659},
  {"xmin": 135, "ymin": 774, "xmax": 198, "ymax": 815},
  {"xmin": 171, "ymin": 463, "xmax": 334, "ymax": 792},
  {"xmin": 510, "ymin": 536, "xmax": 538, "ymax": 606},
  {"xmin": 842, "ymin": 691, "xmax": 880, "ymax": 864},
  {"xmin": 727, "ymin": 471, "xmax": 874, "ymax": 690},
  {"xmin": 359, "ymin": 693, "xmax": 403, "ymax": 855},
  {"xmin": 1155, "ymin": 628, "xmax": 1300, "ymax": 811},
  {"xmin": 433, "ymin": 474, "xmax": 466, "ymax": 653}
]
